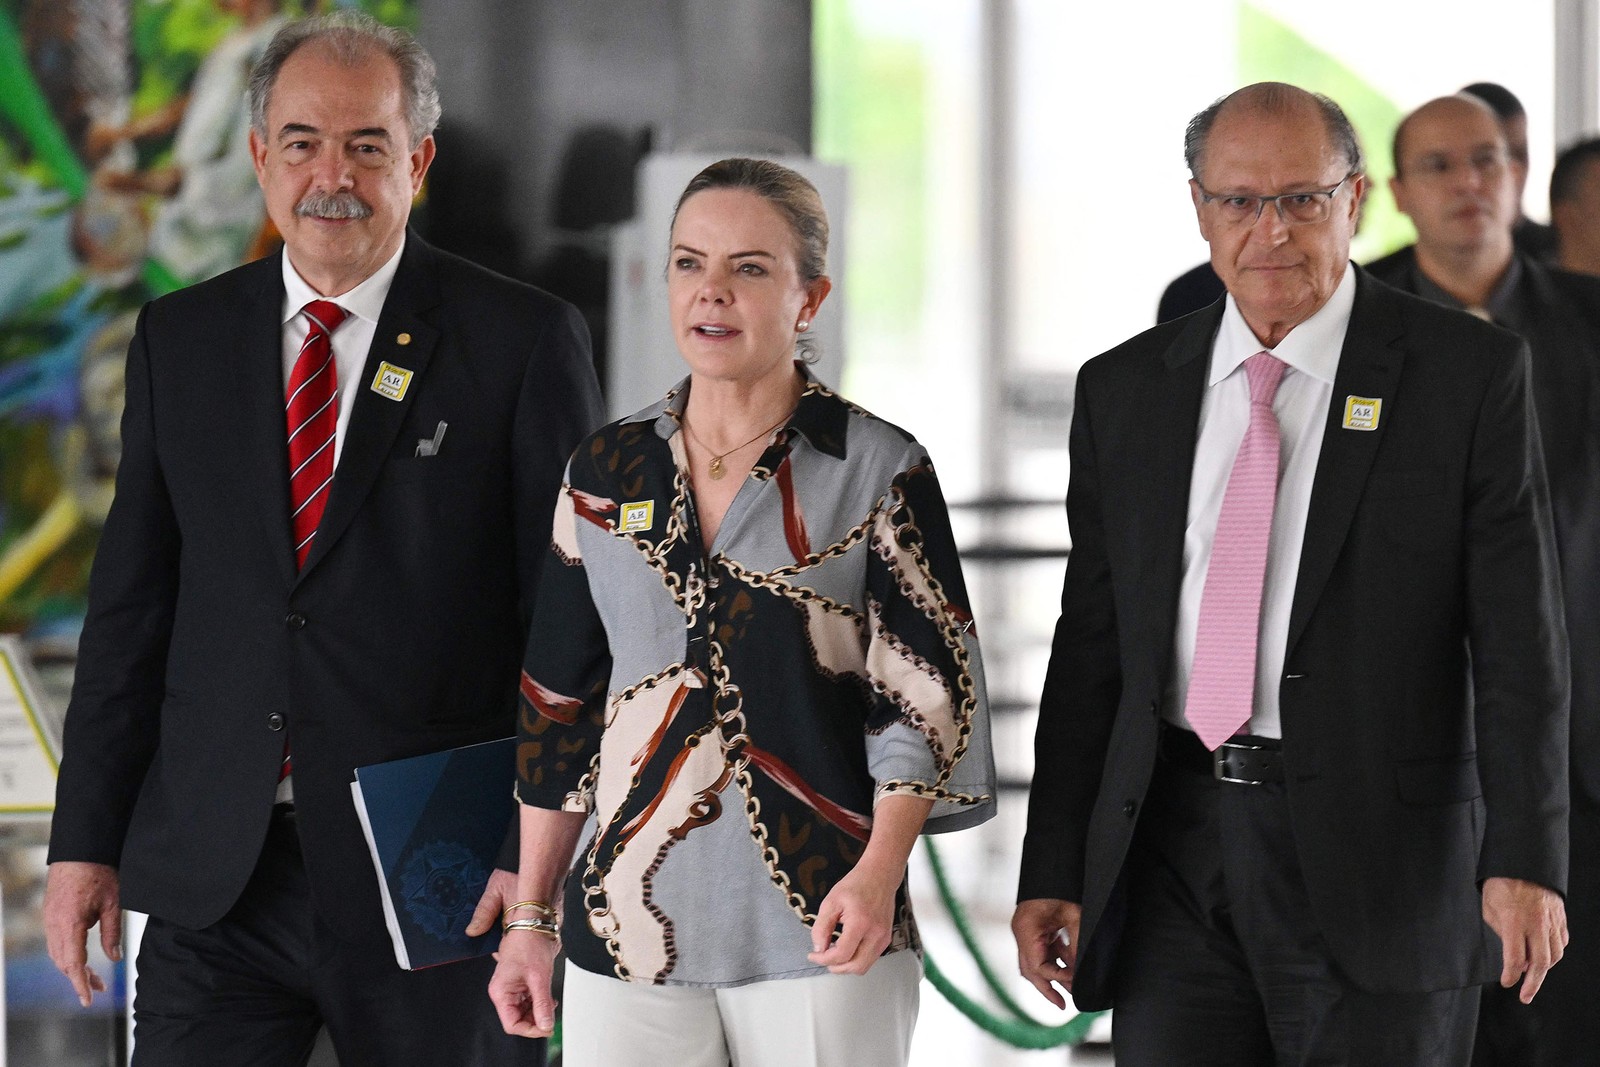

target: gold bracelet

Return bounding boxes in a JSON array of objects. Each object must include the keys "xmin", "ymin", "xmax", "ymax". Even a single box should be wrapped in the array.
[
  {"xmin": 501, "ymin": 899, "xmax": 556, "ymax": 920},
  {"xmin": 502, "ymin": 918, "xmax": 559, "ymax": 938}
]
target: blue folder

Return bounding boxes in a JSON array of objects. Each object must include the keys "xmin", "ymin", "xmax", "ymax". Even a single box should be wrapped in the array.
[{"xmin": 351, "ymin": 736, "xmax": 516, "ymax": 970}]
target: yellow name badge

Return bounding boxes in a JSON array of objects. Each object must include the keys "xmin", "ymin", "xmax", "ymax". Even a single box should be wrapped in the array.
[
  {"xmin": 1343, "ymin": 395, "xmax": 1381, "ymax": 431},
  {"xmin": 370, "ymin": 362, "xmax": 413, "ymax": 402},
  {"xmin": 619, "ymin": 500, "xmax": 654, "ymax": 532}
]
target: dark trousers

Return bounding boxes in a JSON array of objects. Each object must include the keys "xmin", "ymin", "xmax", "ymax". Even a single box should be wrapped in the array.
[
  {"xmin": 131, "ymin": 809, "xmax": 541, "ymax": 1067},
  {"xmin": 1111, "ymin": 735, "xmax": 1479, "ymax": 1067},
  {"xmin": 1473, "ymin": 791, "xmax": 1600, "ymax": 1066}
]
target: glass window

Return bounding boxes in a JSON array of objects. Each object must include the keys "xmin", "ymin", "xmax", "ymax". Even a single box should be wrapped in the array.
[{"xmin": 814, "ymin": 0, "xmax": 984, "ymax": 499}]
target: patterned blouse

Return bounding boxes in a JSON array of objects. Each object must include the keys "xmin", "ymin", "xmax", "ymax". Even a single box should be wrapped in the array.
[{"xmin": 516, "ymin": 371, "xmax": 996, "ymax": 987}]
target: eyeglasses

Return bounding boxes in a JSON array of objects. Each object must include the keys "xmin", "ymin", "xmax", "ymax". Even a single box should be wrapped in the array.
[{"xmin": 1196, "ymin": 173, "xmax": 1358, "ymax": 226}]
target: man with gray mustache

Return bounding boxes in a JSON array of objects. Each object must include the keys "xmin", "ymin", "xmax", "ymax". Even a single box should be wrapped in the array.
[
  {"xmin": 43, "ymin": 11, "xmax": 602, "ymax": 1065},
  {"xmin": 298, "ymin": 188, "xmax": 373, "ymax": 221}
]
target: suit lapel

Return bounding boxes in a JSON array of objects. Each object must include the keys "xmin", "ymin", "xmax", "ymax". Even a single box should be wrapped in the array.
[
  {"xmin": 1133, "ymin": 308, "xmax": 1215, "ymax": 685},
  {"xmin": 238, "ymin": 255, "xmax": 298, "ymax": 587},
  {"xmin": 297, "ymin": 237, "xmax": 441, "ymax": 580},
  {"xmin": 1286, "ymin": 271, "xmax": 1406, "ymax": 655}
]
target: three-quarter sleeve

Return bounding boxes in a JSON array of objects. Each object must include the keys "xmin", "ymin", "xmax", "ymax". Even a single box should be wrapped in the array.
[
  {"xmin": 861, "ymin": 445, "xmax": 997, "ymax": 833},
  {"xmin": 516, "ymin": 475, "xmax": 612, "ymax": 812}
]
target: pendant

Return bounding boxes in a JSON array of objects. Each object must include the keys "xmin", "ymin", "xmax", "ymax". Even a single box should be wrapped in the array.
[{"xmin": 709, "ymin": 456, "xmax": 726, "ymax": 479}]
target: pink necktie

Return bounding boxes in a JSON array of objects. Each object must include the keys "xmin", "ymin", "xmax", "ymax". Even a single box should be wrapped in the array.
[
  {"xmin": 286, "ymin": 300, "xmax": 347, "ymax": 570},
  {"xmin": 1185, "ymin": 351, "xmax": 1286, "ymax": 750}
]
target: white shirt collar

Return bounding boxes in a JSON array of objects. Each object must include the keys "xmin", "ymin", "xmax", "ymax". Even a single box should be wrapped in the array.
[
  {"xmin": 280, "ymin": 238, "xmax": 407, "ymax": 326},
  {"xmin": 1211, "ymin": 264, "xmax": 1356, "ymax": 387}
]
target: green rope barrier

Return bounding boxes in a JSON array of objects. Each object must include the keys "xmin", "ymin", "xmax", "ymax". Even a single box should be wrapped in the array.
[
  {"xmin": 921, "ymin": 836, "xmax": 1105, "ymax": 1049},
  {"xmin": 922, "ymin": 947, "xmax": 1100, "ymax": 1050},
  {"xmin": 923, "ymin": 836, "xmax": 1041, "ymax": 1023}
]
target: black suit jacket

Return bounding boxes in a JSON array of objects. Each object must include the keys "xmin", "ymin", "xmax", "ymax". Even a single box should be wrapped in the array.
[
  {"xmin": 1156, "ymin": 261, "xmax": 1226, "ymax": 324},
  {"xmin": 1018, "ymin": 268, "xmax": 1569, "ymax": 1009},
  {"xmin": 1367, "ymin": 246, "xmax": 1600, "ymax": 805},
  {"xmin": 48, "ymin": 234, "xmax": 605, "ymax": 947}
]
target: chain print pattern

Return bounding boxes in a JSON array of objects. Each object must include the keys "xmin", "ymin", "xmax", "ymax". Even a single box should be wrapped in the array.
[
  {"xmin": 522, "ymin": 381, "xmax": 996, "ymax": 987},
  {"xmin": 870, "ymin": 477, "xmax": 983, "ymax": 792}
]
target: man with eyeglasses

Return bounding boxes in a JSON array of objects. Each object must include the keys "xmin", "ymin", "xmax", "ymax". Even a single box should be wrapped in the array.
[
  {"xmin": 1014, "ymin": 81, "xmax": 1568, "ymax": 1066},
  {"xmin": 1368, "ymin": 92, "xmax": 1600, "ymax": 1067}
]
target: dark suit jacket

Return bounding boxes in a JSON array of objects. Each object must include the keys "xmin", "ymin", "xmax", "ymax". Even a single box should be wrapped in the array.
[
  {"xmin": 1018, "ymin": 268, "xmax": 1569, "ymax": 1010},
  {"xmin": 1367, "ymin": 247, "xmax": 1600, "ymax": 805},
  {"xmin": 48, "ymin": 234, "xmax": 605, "ymax": 947},
  {"xmin": 1156, "ymin": 261, "xmax": 1226, "ymax": 324}
]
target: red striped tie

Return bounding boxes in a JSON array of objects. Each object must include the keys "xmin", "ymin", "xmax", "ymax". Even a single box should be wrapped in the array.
[
  {"xmin": 286, "ymin": 300, "xmax": 347, "ymax": 570},
  {"xmin": 281, "ymin": 300, "xmax": 346, "ymax": 785}
]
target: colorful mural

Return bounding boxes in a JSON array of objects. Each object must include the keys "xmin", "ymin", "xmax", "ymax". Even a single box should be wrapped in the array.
[{"xmin": 0, "ymin": 0, "xmax": 411, "ymax": 643}]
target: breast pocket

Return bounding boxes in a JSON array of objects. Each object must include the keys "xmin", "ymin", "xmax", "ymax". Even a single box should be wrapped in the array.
[
  {"xmin": 385, "ymin": 455, "xmax": 448, "ymax": 484},
  {"xmin": 1364, "ymin": 468, "xmax": 1451, "ymax": 548}
]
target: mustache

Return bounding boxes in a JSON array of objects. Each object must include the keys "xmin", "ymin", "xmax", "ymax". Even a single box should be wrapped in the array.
[{"xmin": 295, "ymin": 190, "xmax": 373, "ymax": 221}]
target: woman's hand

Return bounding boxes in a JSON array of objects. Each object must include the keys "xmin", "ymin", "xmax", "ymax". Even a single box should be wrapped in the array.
[
  {"xmin": 806, "ymin": 857, "xmax": 903, "ymax": 975},
  {"xmin": 805, "ymin": 794, "xmax": 935, "ymax": 976},
  {"xmin": 488, "ymin": 928, "xmax": 562, "ymax": 1038},
  {"xmin": 489, "ymin": 804, "xmax": 587, "ymax": 1036}
]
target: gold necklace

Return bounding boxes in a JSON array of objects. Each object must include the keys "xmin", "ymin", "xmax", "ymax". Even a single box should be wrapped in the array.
[{"xmin": 683, "ymin": 411, "xmax": 792, "ymax": 479}]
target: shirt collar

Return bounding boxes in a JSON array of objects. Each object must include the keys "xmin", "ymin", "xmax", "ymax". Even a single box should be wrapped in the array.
[
  {"xmin": 630, "ymin": 363, "xmax": 851, "ymax": 461},
  {"xmin": 1211, "ymin": 264, "xmax": 1354, "ymax": 387},
  {"xmin": 280, "ymin": 237, "xmax": 406, "ymax": 326},
  {"xmin": 1411, "ymin": 252, "xmax": 1525, "ymax": 328}
]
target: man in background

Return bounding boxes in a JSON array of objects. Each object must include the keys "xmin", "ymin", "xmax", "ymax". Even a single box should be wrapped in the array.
[
  {"xmin": 1371, "ymin": 91, "xmax": 1600, "ymax": 1067},
  {"xmin": 42, "ymin": 12, "xmax": 602, "ymax": 1064},
  {"xmin": 1461, "ymin": 81, "xmax": 1559, "ymax": 260},
  {"xmin": 1550, "ymin": 136, "xmax": 1600, "ymax": 278}
]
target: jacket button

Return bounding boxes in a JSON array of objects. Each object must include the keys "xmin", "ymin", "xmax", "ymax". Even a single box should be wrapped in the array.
[
  {"xmin": 285, "ymin": 611, "xmax": 307, "ymax": 630},
  {"xmin": 1123, "ymin": 800, "xmax": 1138, "ymax": 818},
  {"xmin": 267, "ymin": 713, "xmax": 285, "ymax": 732}
]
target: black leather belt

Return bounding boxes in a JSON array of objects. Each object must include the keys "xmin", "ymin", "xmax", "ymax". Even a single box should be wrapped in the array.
[{"xmin": 1159, "ymin": 723, "xmax": 1284, "ymax": 785}]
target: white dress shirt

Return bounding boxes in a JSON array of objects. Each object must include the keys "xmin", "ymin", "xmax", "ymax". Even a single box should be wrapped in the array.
[
  {"xmin": 275, "ymin": 240, "xmax": 403, "ymax": 800},
  {"xmin": 1166, "ymin": 267, "xmax": 1356, "ymax": 739},
  {"xmin": 279, "ymin": 239, "xmax": 405, "ymax": 470}
]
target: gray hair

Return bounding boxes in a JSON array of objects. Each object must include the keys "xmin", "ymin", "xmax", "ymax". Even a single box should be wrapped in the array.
[
  {"xmin": 249, "ymin": 12, "xmax": 441, "ymax": 150},
  {"xmin": 1184, "ymin": 82, "xmax": 1363, "ymax": 181}
]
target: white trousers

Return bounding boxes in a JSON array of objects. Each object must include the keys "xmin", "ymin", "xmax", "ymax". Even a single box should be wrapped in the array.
[{"xmin": 561, "ymin": 952, "xmax": 921, "ymax": 1067}]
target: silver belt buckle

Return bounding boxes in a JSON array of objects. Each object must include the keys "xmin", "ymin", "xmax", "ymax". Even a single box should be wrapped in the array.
[{"xmin": 1213, "ymin": 741, "xmax": 1270, "ymax": 785}]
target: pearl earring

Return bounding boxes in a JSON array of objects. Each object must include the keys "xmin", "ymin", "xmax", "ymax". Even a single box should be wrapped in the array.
[{"xmin": 796, "ymin": 320, "xmax": 810, "ymax": 332}]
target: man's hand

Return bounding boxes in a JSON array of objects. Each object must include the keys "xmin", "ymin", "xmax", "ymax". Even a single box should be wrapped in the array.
[
  {"xmin": 1483, "ymin": 876, "xmax": 1567, "ymax": 1003},
  {"xmin": 43, "ymin": 861, "xmax": 122, "ymax": 1007},
  {"xmin": 465, "ymin": 868, "xmax": 519, "ymax": 938},
  {"xmin": 488, "ymin": 929, "xmax": 561, "ymax": 1038},
  {"xmin": 1012, "ymin": 898, "xmax": 1081, "ymax": 1010}
]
